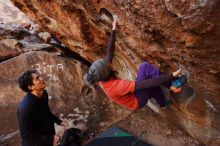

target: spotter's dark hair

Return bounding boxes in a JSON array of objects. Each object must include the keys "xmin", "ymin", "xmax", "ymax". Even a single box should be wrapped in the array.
[{"xmin": 18, "ymin": 70, "xmax": 37, "ymax": 92}]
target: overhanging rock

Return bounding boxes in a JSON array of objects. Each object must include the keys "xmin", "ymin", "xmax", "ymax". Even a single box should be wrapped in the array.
[{"xmin": 10, "ymin": 0, "xmax": 220, "ymax": 145}]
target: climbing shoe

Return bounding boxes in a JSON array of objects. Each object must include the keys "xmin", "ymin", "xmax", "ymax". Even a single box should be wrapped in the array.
[{"xmin": 171, "ymin": 75, "xmax": 187, "ymax": 93}]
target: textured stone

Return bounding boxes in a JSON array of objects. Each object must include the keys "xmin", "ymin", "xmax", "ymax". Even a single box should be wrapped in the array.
[
  {"xmin": 115, "ymin": 108, "xmax": 201, "ymax": 146},
  {"xmin": 3, "ymin": 0, "xmax": 220, "ymax": 145},
  {"xmin": 0, "ymin": 38, "xmax": 23, "ymax": 61},
  {"xmin": 0, "ymin": 23, "xmax": 53, "ymax": 52},
  {"xmin": 0, "ymin": 51, "xmax": 128, "ymax": 145},
  {"xmin": 0, "ymin": 0, "xmax": 32, "ymax": 25}
]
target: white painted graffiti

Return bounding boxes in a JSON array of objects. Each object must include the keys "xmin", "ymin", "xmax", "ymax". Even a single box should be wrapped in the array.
[
  {"xmin": 32, "ymin": 63, "xmax": 64, "ymax": 81},
  {"xmin": 47, "ymin": 74, "xmax": 59, "ymax": 81}
]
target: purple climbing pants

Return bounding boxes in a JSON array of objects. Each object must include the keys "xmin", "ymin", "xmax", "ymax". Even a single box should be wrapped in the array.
[{"xmin": 134, "ymin": 62, "xmax": 166, "ymax": 108}]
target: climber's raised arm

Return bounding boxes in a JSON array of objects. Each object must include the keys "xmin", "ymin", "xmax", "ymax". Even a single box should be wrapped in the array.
[{"xmin": 105, "ymin": 15, "xmax": 118, "ymax": 65}]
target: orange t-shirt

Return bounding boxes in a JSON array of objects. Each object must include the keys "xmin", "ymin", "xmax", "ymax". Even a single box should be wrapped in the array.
[{"xmin": 99, "ymin": 78, "xmax": 138, "ymax": 110}]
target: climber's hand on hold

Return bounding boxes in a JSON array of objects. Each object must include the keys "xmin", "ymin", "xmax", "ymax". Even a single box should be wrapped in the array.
[
  {"xmin": 172, "ymin": 69, "xmax": 182, "ymax": 77},
  {"xmin": 112, "ymin": 15, "xmax": 118, "ymax": 30}
]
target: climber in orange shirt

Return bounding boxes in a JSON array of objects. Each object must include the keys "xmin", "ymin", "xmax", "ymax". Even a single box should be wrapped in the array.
[{"xmin": 84, "ymin": 15, "xmax": 182, "ymax": 110}]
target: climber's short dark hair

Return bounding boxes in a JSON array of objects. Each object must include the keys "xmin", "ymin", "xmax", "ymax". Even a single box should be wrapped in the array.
[{"xmin": 18, "ymin": 70, "xmax": 37, "ymax": 93}]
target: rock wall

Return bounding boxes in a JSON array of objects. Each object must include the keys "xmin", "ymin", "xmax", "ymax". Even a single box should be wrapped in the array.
[
  {"xmin": 0, "ymin": 0, "xmax": 32, "ymax": 25},
  {"xmin": 6, "ymin": 0, "xmax": 220, "ymax": 145},
  {"xmin": 0, "ymin": 22, "xmax": 201, "ymax": 146},
  {"xmin": 0, "ymin": 23, "xmax": 131, "ymax": 145}
]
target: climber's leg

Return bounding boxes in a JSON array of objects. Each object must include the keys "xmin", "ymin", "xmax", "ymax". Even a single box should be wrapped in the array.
[
  {"xmin": 136, "ymin": 62, "xmax": 160, "ymax": 80},
  {"xmin": 148, "ymin": 87, "xmax": 166, "ymax": 107},
  {"xmin": 135, "ymin": 62, "xmax": 168, "ymax": 108}
]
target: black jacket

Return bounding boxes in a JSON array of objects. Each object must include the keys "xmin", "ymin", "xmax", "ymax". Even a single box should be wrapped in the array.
[{"xmin": 17, "ymin": 91, "xmax": 62, "ymax": 146}]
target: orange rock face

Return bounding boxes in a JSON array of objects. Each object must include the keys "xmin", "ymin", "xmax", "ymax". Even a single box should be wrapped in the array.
[{"xmin": 6, "ymin": 0, "xmax": 220, "ymax": 145}]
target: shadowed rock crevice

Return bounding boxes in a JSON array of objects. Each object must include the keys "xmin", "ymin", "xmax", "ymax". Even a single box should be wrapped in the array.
[
  {"xmin": 13, "ymin": 1, "xmax": 25, "ymax": 10},
  {"xmin": 49, "ymin": 36, "xmax": 91, "ymax": 66},
  {"xmin": 23, "ymin": 0, "xmax": 38, "ymax": 14}
]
